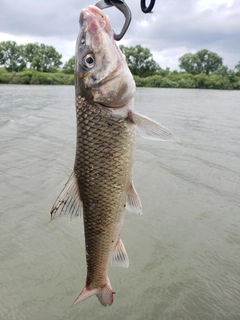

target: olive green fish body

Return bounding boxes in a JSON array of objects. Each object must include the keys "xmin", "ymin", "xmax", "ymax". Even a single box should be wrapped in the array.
[{"xmin": 74, "ymin": 96, "xmax": 135, "ymax": 289}]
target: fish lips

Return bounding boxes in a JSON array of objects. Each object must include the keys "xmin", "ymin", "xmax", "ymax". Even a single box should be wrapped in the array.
[{"xmin": 79, "ymin": 5, "xmax": 112, "ymax": 37}]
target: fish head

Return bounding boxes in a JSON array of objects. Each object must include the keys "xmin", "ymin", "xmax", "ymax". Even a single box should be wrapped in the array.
[{"xmin": 75, "ymin": 5, "xmax": 135, "ymax": 108}]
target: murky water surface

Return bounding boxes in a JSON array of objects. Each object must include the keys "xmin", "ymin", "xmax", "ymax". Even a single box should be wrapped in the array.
[{"xmin": 0, "ymin": 85, "xmax": 240, "ymax": 320}]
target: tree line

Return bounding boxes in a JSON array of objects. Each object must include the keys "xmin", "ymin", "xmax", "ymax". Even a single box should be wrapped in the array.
[
  {"xmin": 121, "ymin": 45, "xmax": 240, "ymax": 89},
  {"xmin": 0, "ymin": 41, "xmax": 240, "ymax": 89},
  {"xmin": 0, "ymin": 41, "xmax": 63, "ymax": 72},
  {"xmin": 120, "ymin": 45, "xmax": 240, "ymax": 77}
]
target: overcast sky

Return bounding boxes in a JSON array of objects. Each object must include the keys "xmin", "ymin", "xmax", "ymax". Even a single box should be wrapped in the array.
[{"xmin": 0, "ymin": 0, "xmax": 240, "ymax": 70}]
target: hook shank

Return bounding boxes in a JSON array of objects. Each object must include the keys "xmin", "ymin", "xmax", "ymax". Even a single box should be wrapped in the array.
[{"xmin": 95, "ymin": 0, "xmax": 131, "ymax": 41}]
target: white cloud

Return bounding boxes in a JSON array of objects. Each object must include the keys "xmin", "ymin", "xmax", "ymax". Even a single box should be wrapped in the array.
[
  {"xmin": 152, "ymin": 47, "xmax": 192, "ymax": 70},
  {"xmin": 197, "ymin": 0, "xmax": 234, "ymax": 11}
]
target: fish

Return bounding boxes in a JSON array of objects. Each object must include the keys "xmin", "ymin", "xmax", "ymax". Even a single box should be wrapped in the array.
[{"xmin": 50, "ymin": 5, "xmax": 179, "ymax": 307}]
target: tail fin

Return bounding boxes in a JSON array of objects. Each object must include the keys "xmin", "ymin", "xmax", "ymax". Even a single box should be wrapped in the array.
[
  {"xmin": 72, "ymin": 278, "xmax": 115, "ymax": 307},
  {"xmin": 96, "ymin": 278, "xmax": 115, "ymax": 307}
]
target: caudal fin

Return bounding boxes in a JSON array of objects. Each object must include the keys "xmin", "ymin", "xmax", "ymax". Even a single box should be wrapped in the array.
[{"xmin": 72, "ymin": 278, "xmax": 115, "ymax": 307}]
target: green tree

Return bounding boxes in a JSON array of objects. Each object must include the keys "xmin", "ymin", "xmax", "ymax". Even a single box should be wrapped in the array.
[
  {"xmin": 197, "ymin": 49, "xmax": 223, "ymax": 75},
  {"xmin": 235, "ymin": 61, "xmax": 240, "ymax": 71},
  {"xmin": 120, "ymin": 44, "xmax": 160, "ymax": 77},
  {"xmin": 194, "ymin": 73, "xmax": 210, "ymax": 88},
  {"xmin": 213, "ymin": 65, "xmax": 235, "ymax": 82},
  {"xmin": 235, "ymin": 61, "xmax": 240, "ymax": 76},
  {"xmin": 178, "ymin": 53, "xmax": 201, "ymax": 74},
  {"xmin": 62, "ymin": 56, "xmax": 75, "ymax": 74},
  {"xmin": 24, "ymin": 43, "xmax": 62, "ymax": 72},
  {"xmin": 0, "ymin": 41, "xmax": 26, "ymax": 72},
  {"xmin": 24, "ymin": 43, "xmax": 39, "ymax": 66},
  {"xmin": 179, "ymin": 49, "xmax": 223, "ymax": 75},
  {"xmin": 213, "ymin": 65, "xmax": 229, "ymax": 76}
]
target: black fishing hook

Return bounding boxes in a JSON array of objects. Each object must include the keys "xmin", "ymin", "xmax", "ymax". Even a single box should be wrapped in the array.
[
  {"xmin": 94, "ymin": 0, "xmax": 156, "ymax": 40},
  {"xmin": 140, "ymin": 0, "xmax": 156, "ymax": 13},
  {"xmin": 95, "ymin": 0, "xmax": 132, "ymax": 41}
]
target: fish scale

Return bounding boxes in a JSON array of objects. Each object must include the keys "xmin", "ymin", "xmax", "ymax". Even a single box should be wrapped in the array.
[{"xmin": 74, "ymin": 95, "xmax": 135, "ymax": 289}]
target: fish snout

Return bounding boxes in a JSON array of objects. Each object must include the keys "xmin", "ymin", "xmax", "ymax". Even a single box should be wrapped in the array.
[{"xmin": 80, "ymin": 6, "xmax": 112, "ymax": 36}]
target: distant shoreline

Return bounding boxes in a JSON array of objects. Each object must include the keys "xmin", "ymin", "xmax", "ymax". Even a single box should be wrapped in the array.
[
  {"xmin": 0, "ymin": 69, "xmax": 240, "ymax": 90},
  {"xmin": 0, "ymin": 69, "xmax": 74, "ymax": 86}
]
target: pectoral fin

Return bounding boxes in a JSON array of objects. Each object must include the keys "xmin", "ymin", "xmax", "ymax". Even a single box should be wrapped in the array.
[
  {"xmin": 129, "ymin": 111, "xmax": 180, "ymax": 142},
  {"xmin": 50, "ymin": 172, "xmax": 83, "ymax": 219}
]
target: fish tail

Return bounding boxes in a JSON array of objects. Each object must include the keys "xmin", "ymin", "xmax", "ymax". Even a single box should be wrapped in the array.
[{"xmin": 71, "ymin": 277, "xmax": 115, "ymax": 307}]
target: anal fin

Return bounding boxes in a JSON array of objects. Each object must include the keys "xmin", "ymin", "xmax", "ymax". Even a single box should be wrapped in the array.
[
  {"xmin": 50, "ymin": 172, "xmax": 82, "ymax": 219},
  {"xmin": 111, "ymin": 239, "xmax": 129, "ymax": 268},
  {"xmin": 126, "ymin": 182, "xmax": 142, "ymax": 215}
]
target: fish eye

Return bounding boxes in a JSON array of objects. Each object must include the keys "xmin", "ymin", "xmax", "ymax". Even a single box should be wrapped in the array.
[{"xmin": 83, "ymin": 54, "xmax": 95, "ymax": 69}]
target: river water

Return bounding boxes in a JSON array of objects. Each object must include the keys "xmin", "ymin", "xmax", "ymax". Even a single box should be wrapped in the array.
[{"xmin": 0, "ymin": 85, "xmax": 240, "ymax": 320}]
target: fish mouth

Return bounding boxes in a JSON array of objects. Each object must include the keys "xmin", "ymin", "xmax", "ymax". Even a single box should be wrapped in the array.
[{"xmin": 80, "ymin": 5, "xmax": 112, "ymax": 37}]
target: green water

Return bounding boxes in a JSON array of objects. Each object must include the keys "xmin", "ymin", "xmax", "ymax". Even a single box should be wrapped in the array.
[{"xmin": 1, "ymin": 85, "xmax": 240, "ymax": 320}]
